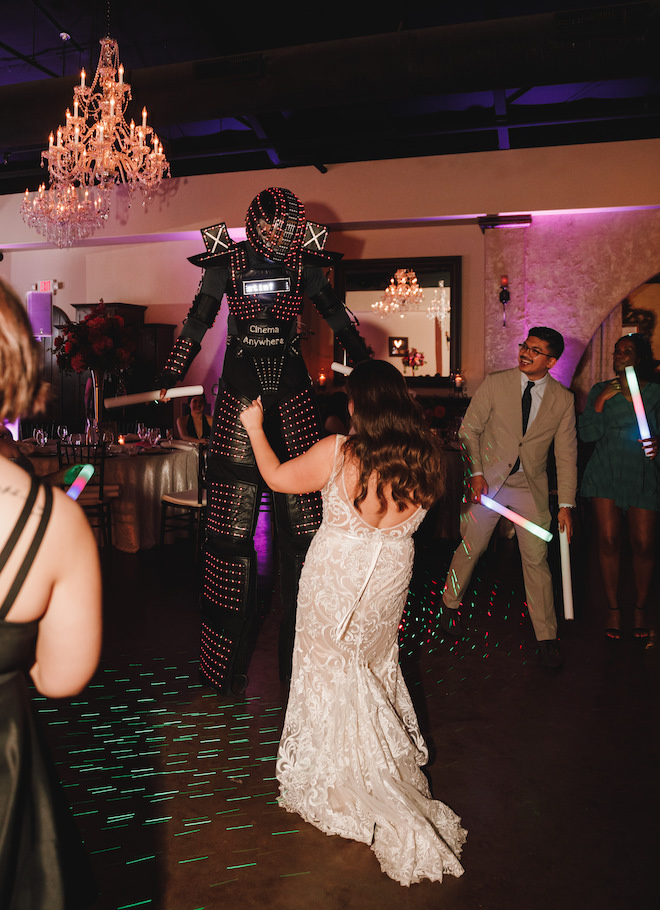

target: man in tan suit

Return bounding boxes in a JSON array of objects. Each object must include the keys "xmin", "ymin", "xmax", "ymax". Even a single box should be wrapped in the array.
[{"xmin": 442, "ymin": 327, "xmax": 577, "ymax": 668}]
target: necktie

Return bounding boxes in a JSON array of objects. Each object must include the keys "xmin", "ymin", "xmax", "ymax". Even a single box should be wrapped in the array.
[
  {"xmin": 511, "ymin": 381, "xmax": 535, "ymax": 474},
  {"xmin": 522, "ymin": 380, "xmax": 535, "ymax": 434}
]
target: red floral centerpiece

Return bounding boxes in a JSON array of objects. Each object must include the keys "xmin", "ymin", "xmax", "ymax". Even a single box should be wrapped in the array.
[
  {"xmin": 53, "ymin": 301, "xmax": 135, "ymax": 423},
  {"xmin": 401, "ymin": 348, "xmax": 425, "ymax": 373}
]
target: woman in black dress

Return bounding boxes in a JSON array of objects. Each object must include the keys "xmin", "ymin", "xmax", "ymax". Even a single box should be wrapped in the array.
[{"xmin": 0, "ymin": 279, "xmax": 102, "ymax": 909}]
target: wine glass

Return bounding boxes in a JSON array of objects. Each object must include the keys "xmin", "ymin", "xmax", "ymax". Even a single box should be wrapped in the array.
[
  {"xmin": 136, "ymin": 422, "xmax": 148, "ymax": 443},
  {"xmin": 57, "ymin": 425, "xmax": 69, "ymax": 443}
]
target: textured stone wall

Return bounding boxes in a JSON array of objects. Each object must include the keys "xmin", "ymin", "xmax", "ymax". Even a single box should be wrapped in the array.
[{"xmin": 484, "ymin": 208, "xmax": 660, "ymax": 385}]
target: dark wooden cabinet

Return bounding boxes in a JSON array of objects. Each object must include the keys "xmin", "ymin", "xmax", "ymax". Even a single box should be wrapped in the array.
[{"xmin": 26, "ymin": 304, "xmax": 175, "ymax": 436}]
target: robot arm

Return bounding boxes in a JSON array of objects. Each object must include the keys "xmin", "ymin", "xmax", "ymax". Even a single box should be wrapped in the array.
[
  {"xmin": 159, "ymin": 292, "xmax": 222, "ymax": 387},
  {"xmin": 311, "ymin": 284, "xmax": 371, "ymax": 366}
]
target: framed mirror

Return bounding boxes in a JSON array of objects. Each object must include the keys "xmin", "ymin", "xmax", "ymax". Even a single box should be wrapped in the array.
[{"xmin": 332, "ymin": 256, "xmax": 462, "ymax": 383}]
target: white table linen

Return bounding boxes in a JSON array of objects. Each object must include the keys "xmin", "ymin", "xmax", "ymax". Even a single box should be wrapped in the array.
[{"xmin": 27, "ymin": 445, "xmax": 199, "ymax": 553}]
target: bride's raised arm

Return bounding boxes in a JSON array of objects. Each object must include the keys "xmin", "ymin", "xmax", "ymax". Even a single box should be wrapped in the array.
[{"xmin": 240, "ymin": 397, "xmax": 337, "ymax": 494}]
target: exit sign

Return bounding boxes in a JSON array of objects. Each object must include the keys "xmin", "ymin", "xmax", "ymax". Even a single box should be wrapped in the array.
[{"xmin": 39, "ymin": 280, "xmax": 52, "ymax": 293}]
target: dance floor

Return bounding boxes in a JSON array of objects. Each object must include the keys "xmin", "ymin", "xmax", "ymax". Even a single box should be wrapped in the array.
[{"xmin": 37, "ymin": 510, "xmax": 659, "ymax": 910}]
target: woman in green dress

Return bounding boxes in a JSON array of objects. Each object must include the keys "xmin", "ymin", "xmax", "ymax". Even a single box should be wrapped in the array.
[{"xmin": 579, "ymin": 333, "xmax": 660, "ymax": 639}]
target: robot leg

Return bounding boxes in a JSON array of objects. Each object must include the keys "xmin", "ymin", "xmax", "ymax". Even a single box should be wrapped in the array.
[
  {"xmin": 200, "ymin": 385, "xmax": 262, "ymax": 693},
  {"xmin": 272, "ymin": 388, "xmax": 324, "ymax": 681}
]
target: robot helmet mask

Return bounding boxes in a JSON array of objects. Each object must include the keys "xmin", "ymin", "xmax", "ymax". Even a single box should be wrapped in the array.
[{"xmin": 245, "ymin": 187, "xmax": 306, "ymax": 261}]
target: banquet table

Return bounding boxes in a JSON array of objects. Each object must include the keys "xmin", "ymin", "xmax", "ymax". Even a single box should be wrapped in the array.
[{"xmin": 27, "ymin": 443, "xmax": 200, "ymax": 553}]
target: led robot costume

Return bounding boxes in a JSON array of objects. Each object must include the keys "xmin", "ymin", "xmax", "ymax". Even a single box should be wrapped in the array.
[{"xmin": 160, "ymin": 188, "xmax": 370, "ymax": 694}]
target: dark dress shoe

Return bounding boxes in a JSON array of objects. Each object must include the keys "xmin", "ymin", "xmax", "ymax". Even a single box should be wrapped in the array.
[
  {"xmin": 439, "ymin": 608, "xmax": 463, "ymax": 638},
  {"xmin": 538, "ymin": 639, "xmax": 563, "ymax": 669}
]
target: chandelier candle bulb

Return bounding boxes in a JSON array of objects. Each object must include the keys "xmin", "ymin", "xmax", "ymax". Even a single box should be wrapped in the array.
[
  {"xmin": 624, "ymin": 366, "xmax": 651, "ymax": 440},
  {"xmin": 480, "ymin": 494, "xmax": 553, "ymax": 542},
  {"xmin": 559, "ymin": 526, "xmax": 574, "ymax": 620}
]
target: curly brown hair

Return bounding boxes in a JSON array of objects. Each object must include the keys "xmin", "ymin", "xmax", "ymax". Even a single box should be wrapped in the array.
[
  {"xmin": 0, "ymin": 278, "xmax": 49, "ymax": 422},
  {"xmin": 343, "ymin": 359, "xmax": 445, "ymax": 512}
]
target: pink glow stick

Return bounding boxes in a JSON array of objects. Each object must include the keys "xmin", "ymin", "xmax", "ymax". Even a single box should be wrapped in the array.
[
  {"xmin": 66, "ymin": 464, "xmax": 95, "ymax": 500},
  {"xmin": 624, "ymin": 366, "xmax": 651, "ymax": 440},
  {"xmin": 480, "ymin": 494, "xmax": 553, "ymax": 542}
]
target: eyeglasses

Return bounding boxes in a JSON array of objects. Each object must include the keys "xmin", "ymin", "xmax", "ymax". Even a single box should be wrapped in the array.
[{"xmin": 519, "ymin": 342, "xmax": 553, "ymax": 358}]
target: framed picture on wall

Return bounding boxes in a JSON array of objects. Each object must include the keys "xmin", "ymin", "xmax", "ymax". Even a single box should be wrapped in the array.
[{"xmin": 389, "ymin": 337, "xmax": 408, "ymax": 357}]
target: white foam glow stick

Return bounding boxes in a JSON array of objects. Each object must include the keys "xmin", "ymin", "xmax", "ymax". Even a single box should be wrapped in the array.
[
  {"xmin": 480, "ymin": 494, "xmax": 553, "ymax": 542},
  {"xmin": 66, "ymin": 464, "xmax": 95, "ymax": 501},
  {"xmin": 331, "ymin": 361, "xmax": 353, "ymax": 376},
  {"xmin": 104, "ymin": 385, "xmax": 205, "ymax": 409},
  {"xmin": 559, "ymin": 526, "xmax": 574, "ymax": 620},
  {"xmin": 624, "ymin": 366, "xmax": 651, "ymax": 440}
]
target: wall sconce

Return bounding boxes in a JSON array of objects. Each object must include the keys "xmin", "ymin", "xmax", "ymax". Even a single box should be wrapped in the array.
[{"xmin": 499, "ymin": 275, "xmax": 510, "ymax": 326}]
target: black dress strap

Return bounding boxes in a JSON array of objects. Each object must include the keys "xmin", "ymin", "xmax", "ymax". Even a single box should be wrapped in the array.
[
  {"xmin": 0, "ymin": 480, "xmax": 53, "ymax": 619},
  {"xmin": 0, "ymin": 477, "xmax": 40, "ymax": 575}
]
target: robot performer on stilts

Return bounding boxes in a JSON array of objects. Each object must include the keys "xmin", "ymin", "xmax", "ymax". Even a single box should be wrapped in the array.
[{"xmin": 159, "ymin": 188, "xmax": 370, "ymax": 695}]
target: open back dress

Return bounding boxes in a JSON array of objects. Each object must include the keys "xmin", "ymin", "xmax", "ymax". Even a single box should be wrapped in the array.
[{"xmin": 276, "ymin": 436, "xmax": 466, "ymax": 886}]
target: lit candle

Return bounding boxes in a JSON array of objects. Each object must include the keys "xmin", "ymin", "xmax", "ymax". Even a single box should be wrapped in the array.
[
  {"xmin": 130, "ymin": 119, "xmax": 135, "ymax": 138},
  {"xmin": 57, "ymin": 129, "xmax": 62, "ymax": 147},
  {"xmin": 624, "ymin": 365, "xmax": 651, "ymax": 440},
  {"xmin": 480, "ymin": 494, "xmax": 553, "ymax": 542},
  {"xmin": 559, "ymin": 526, "xmax": 574, "ymax": 620},
  {"xmin": 142, "ymin": 107, "xmax": 147, "ymax": 128},
  {"xmin": 49, "ymin": 132, "xmax": 54, "ymax": 148},
  {"xmin": 74, "ymin": 99, "xmax": 79, "ymax": 118},
  {"xmin": 80, "ymin": 68, "xmax": 86, "ymax": 89},
  {"xmin": 118, "ymin": 435, "xmax": 125, "ymax": 445},
  {"xmin": 118, "ymin": 63, "xmax": 124, "ymax": 85}
]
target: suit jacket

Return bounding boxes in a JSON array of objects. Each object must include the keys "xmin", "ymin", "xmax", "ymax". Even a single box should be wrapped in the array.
[{"xmin": 459, "ymin": 368, "xmax": 578, "ymax": 515}]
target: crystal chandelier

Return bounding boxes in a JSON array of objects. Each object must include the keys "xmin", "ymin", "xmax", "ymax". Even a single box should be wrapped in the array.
[
  {"xmin": 371, "ymin": 269, "xmax": 424, "ymax": 318},
  {"xmin": 426, "ymin": 280, "xmax": 451, "ymax": 323},
  {"xmin": 21, "ymin": 37, "xmax": 170, "ymax": 248}
]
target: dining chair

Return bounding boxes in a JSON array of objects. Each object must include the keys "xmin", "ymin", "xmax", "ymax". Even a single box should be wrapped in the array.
[
  {"xmin": 57, "ymin": 439, "xmax": 119, "ymax": 546},
  {"xmin": 159, "ymin": 444, "xmax": 208, "ymax": 558}
]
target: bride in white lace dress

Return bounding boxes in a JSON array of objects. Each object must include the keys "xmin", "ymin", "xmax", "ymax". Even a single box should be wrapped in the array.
[{"xmin": 240, "ymin": 360, "xmax": 466, "ymax": 886}]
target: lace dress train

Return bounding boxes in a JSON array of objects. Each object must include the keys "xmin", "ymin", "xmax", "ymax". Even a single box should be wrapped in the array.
[{"xmin": 276, "ymin": 437, "xmax": 466, "ymax": 886}]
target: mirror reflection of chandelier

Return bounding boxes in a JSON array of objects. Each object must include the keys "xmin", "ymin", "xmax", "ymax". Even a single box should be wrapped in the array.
[
  {"xmin": 20, "ymin": 37, "xmax": 170, "ymax": 248},
  {"xmin": 426, "ymin": 280, "xmax": 451, "ymax": 322},
  {"xmin": 371, "ymin": 268, "xmax": 424, "ymax": 318}
]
